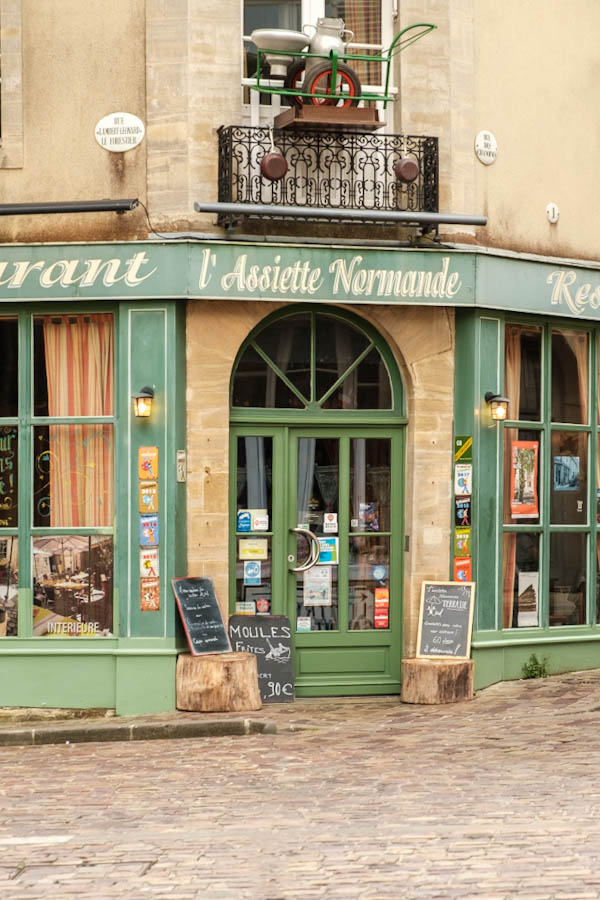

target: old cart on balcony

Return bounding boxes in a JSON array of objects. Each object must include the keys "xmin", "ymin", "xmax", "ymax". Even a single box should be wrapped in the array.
[
  {"xmin": 249, "ymin": 22, "xmax": 436, "ymax": 111},
  {"xmin": 212, "ymin": 21, "xmax": 441, "ymax": 233}
]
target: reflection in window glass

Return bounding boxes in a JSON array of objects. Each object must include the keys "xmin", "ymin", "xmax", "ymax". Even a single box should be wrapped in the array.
[
  {"xmin": 504, "ymin": 324, "xmax": 541, "ymax": 421},
  {"xmin": 256, "ymin": 315, "xmax": 311, "ymax": 401},
  {"xmin": 551, "ymin": 330, "xmax": 588, "ymax": 424},
  {"xmin": 236, "ymin": 437, "xmax": 273, "ymax": 526},
  {"xmin": 232, "ymin": 345, "xmax": 304, "ymax": 408},
  {"xmin": 315, "ymin": 318, "xmax": 369, "ymax": 402},
  {"xmin": 322, "ymin": 348, "xmax": 391, "ymax": 409},
  {"xmin": 503, "ymin": 428, "xmax": 541, "ymax": 525},
  {"xmin": 33, "ymin": 425, "xmax": 114, "ymax": 528},
  {"xmin": 32, "ymin": 535, "xmax": 113, "ymax": 637},
  {"xmin": 350, "ymin": 439, "xmax": 390, "ymax": 531},
  {"xmin": 0, "ymin": 318, "xmax": 18, "ymax": 417},
  {"xmin": 0, "ymin": 426, "xmax": 18, "ymax": 527},
  {"xmin": 0, "ymin": 537, "xmax": 18, "ymax": 636},
  {"xmin": 244, "ymin": 0, "xmax": 302, "ymax": 80},
  {"xmin": 549, "ymin": 533, "xmax": 586, "ymax": 626},
  {"xmin": 34, "ymin": 314, "xmax": 114, "ymax": 417},
  {"xmin": 297, "ymin": 438, "xmax": 339, "ymax": 535},
  {"xmin": 348, "ymin": 536, "xmax": 389, "ymax": 629},
  {"xmin": 502, "ymin": 533, "xmax": 540, "ymax": 628},
  {"xmin": 550, "ymin": 431, "xmax": 587, "ymax": 525}
]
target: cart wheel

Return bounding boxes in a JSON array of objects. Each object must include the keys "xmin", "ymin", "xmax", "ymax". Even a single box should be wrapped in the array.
[
  {"xmin": 283, "ymin": 59, "xmax": 307, "ymax": 107},
  {"xmin": 304, "ymin": 60, "xmax": 361, "ymax": 107}
]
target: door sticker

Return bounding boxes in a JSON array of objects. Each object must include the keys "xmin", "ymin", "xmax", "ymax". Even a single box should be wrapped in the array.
[
  {"xmin": 317, "ymin": 537, "xmax": 339, "ymax": 565},
  {"xmin": 239, "ymin": 538, "xmax": 268, "ymax": 560},
  {"xmin": 243, "ymin": 560, "xmax": 261, "ymax": 585},
  {"xmin": 323, "ymin": 513, "xmax": 338, "ymax": 534},
  {"xmin": 304, "ymin": 566, "xmax": 332, "ymax": 606}
]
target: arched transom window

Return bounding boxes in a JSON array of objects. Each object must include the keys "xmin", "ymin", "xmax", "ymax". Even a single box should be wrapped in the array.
[{"xmin": 231, "ymin": 309, "xmax": 401, "ymax": 413}]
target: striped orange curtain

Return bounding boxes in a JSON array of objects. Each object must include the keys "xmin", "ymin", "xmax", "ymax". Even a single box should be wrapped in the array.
[
  {"xmin": 43, "ymin": 315, "xmax": 114, "ymax": 527},
  {"xmin": 328, "ymin": 0, "xmax": 382, "ymax": 83}
]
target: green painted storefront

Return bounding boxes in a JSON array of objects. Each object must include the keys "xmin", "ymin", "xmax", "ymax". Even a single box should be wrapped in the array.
[{"xmin": 1, "ymin": 239, "xmax": 599, "ymax": 713}]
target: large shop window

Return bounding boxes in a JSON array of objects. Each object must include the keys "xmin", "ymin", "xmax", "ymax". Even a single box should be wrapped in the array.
[
  {"xmin": 502, "ymin": 322, "xmax": 597, "ymax": 629},
  {"xmin": 0, "ymin": 313, "xmax": 115, "ymax": 638}
]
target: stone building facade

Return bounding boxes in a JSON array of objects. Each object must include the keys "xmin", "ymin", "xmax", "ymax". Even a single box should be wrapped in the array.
[{"xmin": 0, "ymin": 0, "xmax": 599, "ymax": 712}]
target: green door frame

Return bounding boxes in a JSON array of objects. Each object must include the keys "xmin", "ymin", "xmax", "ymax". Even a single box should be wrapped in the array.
[{"xmin": 228, "ymin": 306, "xmax": 407, "ymax": 696}]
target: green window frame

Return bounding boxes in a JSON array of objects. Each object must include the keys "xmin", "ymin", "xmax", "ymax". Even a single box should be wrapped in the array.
[
  {"xmin": 500, "ymin": 317, "xmax": 599, "ymax": 632},
  {"xmin": 0, "ymin": 305, "xmax": 117, "ymax": 639}
]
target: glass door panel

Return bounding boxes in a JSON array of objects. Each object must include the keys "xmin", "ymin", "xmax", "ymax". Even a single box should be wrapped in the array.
[
  {"xmin": 234, "ymin": 435, "xmax": 274, "ymax": 615},
  {"xmin": 295, "ymin": 437, "xmax": 339, "ymax": 631}
]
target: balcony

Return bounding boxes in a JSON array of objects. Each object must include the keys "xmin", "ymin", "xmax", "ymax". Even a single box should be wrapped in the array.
[{"xmin": 217, "ymin": 125, "xmax": 438, "ymax": 229}]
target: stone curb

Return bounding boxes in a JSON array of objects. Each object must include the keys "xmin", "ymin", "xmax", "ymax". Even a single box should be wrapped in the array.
[{"xmin": 0, "ymin": 718, "xmax": 278, "ymax": 747}]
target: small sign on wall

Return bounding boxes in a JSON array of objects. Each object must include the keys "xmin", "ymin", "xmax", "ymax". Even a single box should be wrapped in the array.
[{"xmin": 95, "ymin": 112, "xmax": 145, "ymax": 152}]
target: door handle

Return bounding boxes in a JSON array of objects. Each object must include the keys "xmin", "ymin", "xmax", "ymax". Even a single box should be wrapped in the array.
[{"xmin": 289, "ymin": 527, "xmax": 321, "ymax": 572}]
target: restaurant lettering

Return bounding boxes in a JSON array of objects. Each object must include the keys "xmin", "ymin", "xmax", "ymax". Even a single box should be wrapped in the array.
[
  {"xmin": 0, "ymin": 251, "xmax": 156, "ymax": 290},
  {"xmin": 547, "ymin": 269, "xmax": 600, "ymax": 316},
  {"xmin": 210, "ymin": 250, "xmax": 462, "ymax": 299}
]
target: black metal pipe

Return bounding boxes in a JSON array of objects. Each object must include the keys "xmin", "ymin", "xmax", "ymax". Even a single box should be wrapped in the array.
[
  {"xmin": 0, "ymin": 199, "xmax": 139, "ymax": 216},
  {"xmin": 194, "ymin": 201, "xmax": 487, "ymax": 227}
]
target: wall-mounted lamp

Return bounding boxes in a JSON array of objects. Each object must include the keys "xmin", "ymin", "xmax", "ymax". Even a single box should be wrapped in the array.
[
  {"xmin": 132, "ymin": 386, "xmax": 154, "ymax": 418},
  {"xmin": 485, "ymin": 391, "xmax": 509, "ymax": 421}
]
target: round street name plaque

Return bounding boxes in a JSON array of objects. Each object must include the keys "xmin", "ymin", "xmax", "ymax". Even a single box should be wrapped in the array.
[{"xmin": 95, "ymin": 112, "xmax": 145, "ymax": 152}]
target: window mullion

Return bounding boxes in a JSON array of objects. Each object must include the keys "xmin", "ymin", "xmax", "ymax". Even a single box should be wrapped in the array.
[{"xmin": 18, "ymin": 312, "xmax": 33, "ymax": 636}]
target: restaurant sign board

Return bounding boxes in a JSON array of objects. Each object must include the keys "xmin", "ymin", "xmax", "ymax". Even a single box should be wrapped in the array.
[{"xmin": 0, "ymin": 241, "xmax": 599, "ymax": 320}]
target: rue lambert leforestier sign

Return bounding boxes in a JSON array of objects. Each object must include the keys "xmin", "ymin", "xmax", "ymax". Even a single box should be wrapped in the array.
[{"xmin": 0, "ymin": 241, "xmax": 599, "ymax": 319}]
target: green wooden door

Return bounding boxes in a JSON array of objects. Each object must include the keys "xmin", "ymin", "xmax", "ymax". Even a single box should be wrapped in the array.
[
  {"xmin": 230, "ymin": 425, "xmax": 403, "ymax": 695},
  {"xmin": 229, "ymin": 307, "xmax": 406, "ymax": 696}
]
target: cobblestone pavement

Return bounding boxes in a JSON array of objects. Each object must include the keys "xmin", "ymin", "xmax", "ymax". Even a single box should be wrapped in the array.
[{"xmin": 2, "ymin": 671, "xmax": 600, "ymax": 899}]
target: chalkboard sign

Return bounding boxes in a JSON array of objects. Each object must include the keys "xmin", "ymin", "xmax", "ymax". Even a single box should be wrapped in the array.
[
  {"xmin": 416, "ymin": 581, "xmax": 475, "ymax": 660},
  {"xmin": 228, "ymin": 615, "xmax": 294, "ymax": 703},
  {"xmin": 171, "ymin": 577, "xmax": 231, "ymax": 656}
]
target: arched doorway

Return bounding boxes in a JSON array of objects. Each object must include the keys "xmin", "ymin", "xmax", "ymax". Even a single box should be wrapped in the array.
[{"xmin": 229, "ymin": 306, "xmax": 406, "ymax": 695}]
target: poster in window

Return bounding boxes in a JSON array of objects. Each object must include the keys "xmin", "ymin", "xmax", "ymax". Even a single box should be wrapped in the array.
[
  {"xmin": 454, "ymin": 527, "xmax": 471, "ymax": 556},
  {"xmin": 303, "ymin": 566, "xmax": 332, "ymax": 606},
  {"xmin": 138, "ymin": 446, "xmax": 159, "ymax": 480},
  {"xmin": 510, "ymin": 440, "xmax": 539, "ymax": 518},
  {"xmin": 140, "ymin": 577, "xmax": 160, "ymax": 611},
  {"xmin": 454, "ymin": 464, "xmax": 472, "ymax": 496},
  {"xmin": 553, "ymin": 455, "xmax": 580, "ymax": 492},
  {"xmin": 454, "ymin": 557, "xmax": 472, "ymax": 582},
  {"xmin": 455, "ymin": 497, "xmax": 471, "ymax": 527},
  {"xmin": 517, "ymin": 571, "xmax": 539, "ymax": 627}
]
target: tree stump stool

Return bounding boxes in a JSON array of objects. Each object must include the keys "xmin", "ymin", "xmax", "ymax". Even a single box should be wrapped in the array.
[
  {"xmin": 176, "ymin": 652, "xmax": 261, "ymax": 712},
  {"xmin": 401, "ymin": 657, "xmax": 474, "ymax": 705}
]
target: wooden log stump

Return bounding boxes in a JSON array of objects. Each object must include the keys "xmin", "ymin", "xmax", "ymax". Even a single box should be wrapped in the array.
[
  {"xmin": 176, "ymin": 652, "xmax": 261, "ymax": 712},
  {"xmin": 401, "ymin": 657, "xmax": 474, "ymax": 705}
]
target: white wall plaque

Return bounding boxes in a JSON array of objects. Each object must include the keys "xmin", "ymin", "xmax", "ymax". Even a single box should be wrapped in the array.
[
  {"xmin": 95, "ymin": 112, "xmax": 145, "ymax": 152},
  {"xmin": 474, "ymin": 130, "xmax": 498, "ymax": 165}
]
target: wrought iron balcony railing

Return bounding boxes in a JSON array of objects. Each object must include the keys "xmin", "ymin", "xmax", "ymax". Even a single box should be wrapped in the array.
[{"xmin": 217, "ymin": 125, "xmax": 438, "ymax": 228}]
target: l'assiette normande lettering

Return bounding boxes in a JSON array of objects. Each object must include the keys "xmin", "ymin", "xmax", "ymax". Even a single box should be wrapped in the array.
[{"xmin": 215, "ymin": 252, "xmax": 462, "ymax": 299}]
